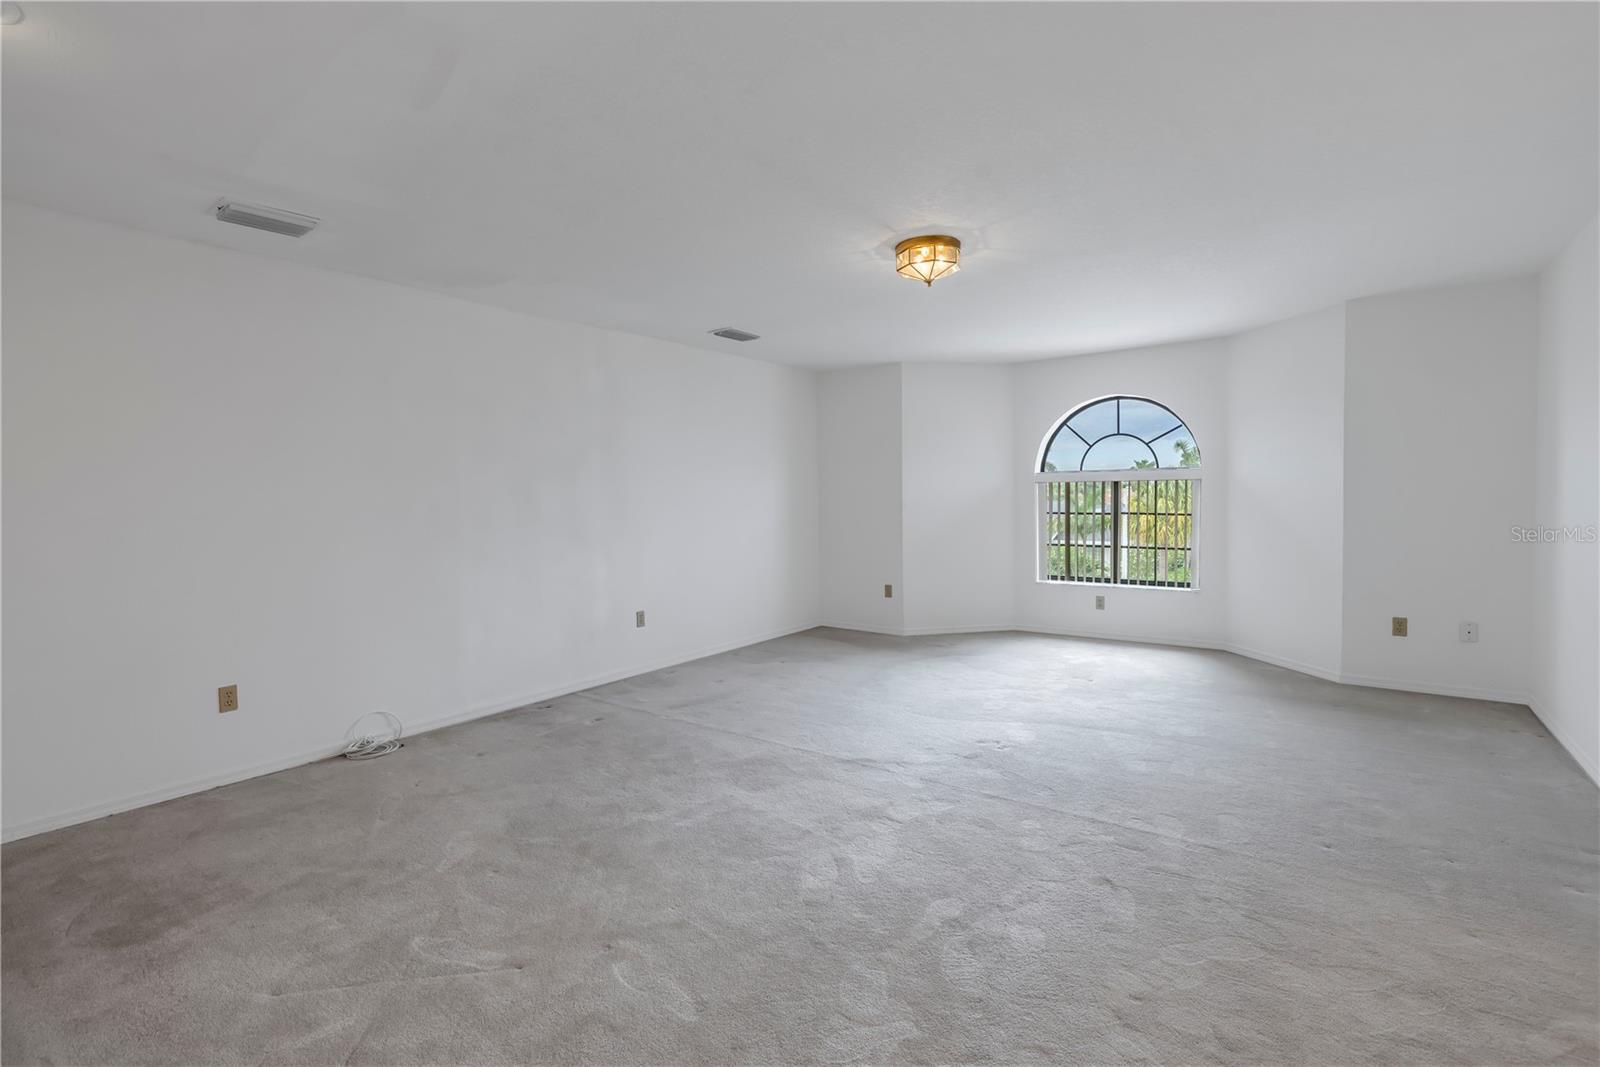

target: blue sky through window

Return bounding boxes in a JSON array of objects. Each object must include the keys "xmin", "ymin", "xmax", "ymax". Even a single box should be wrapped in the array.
[{"xmin": 1041, "ymin": 397, "xmax": 1200, "ymax": 471}]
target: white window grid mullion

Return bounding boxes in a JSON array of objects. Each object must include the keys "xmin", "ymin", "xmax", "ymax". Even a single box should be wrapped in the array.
[
  {"xmin": 1035, "ymin": 468, "xmax": 1199, "ymax": 484},
  {"xmin": 1037, "ymin": 481, "xmax": 1051, "ymax": 581}
]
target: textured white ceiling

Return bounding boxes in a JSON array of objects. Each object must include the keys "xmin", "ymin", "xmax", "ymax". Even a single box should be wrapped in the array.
[{"xmin": 3, "ymin": 2, "xmax": 1595, "ymax": 366}]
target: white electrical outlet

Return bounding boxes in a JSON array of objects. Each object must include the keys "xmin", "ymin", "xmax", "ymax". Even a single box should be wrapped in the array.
[
  {"xmin": 1459, "ymin": 620, "xmax": 1479, "ymax": 643},
  {"xmin": 635, "ymin": 610, "xmax": 646, "ymax": 628},
  {"xmin": 1094, "ymin": 595, "xmax": 1106, "ymax": 610}
]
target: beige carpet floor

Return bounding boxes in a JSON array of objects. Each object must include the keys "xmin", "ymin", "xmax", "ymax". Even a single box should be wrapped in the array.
[{"xmin": 3, "ymin": 628, "xmax": 1596, "ymax": 1064}]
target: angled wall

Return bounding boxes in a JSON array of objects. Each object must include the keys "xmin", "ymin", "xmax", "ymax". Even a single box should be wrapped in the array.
[
  {"xmin": 1341, "ymin": 278, "xmax": 1539, "ymax": 702},
  {"xmin": 1224, "ymin": 305, "xmax": 1346, "ymax": 679},
  {"xmin": 814, "ymin": 266, "xmax": 1590, "ymax": 781},
  {"xmin": 817, "ymin": 364, "xmax": 904, "ymax": 633},
  {"xmin": 817, "ymin": 362, "xmax": 1013, "ymax": 636},
  {"xmin": 1531, "ymin": 216, "xmax": 1599, "ymax": 780},
  {"xmin": 900, "ymin": 364, "xmax": 1014, "ymax": 635}
]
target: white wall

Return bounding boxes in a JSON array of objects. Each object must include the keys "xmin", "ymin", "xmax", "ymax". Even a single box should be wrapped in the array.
[
  {"xmin": 1, "ymin": 203, "xmax": 820, "ymax": 839},
  {"xmin": 1341, "ymin": 278, "xmax": 1538, "ymax": 701},
  {"xmin": 817, "ymin": 364, "xmax": 903, "ymax": 633},
  {"xmin": 1011, "ymin": 340, "xmax": 1230, "ymax": 647},
  {"xmin": 1225, "ymin": 305, "xmax": 1346, "ymax": 678},
  {"xmin": 7, "ymin": 204, "xmax": 1590, "ymax": 839},
  {"xmin": 900, "ymin": 364, "xmax": 1014, "ymax": 634},
  {"xmin": 1532, "ymin": 216, "xmax": 1599, "ymax": 781}
]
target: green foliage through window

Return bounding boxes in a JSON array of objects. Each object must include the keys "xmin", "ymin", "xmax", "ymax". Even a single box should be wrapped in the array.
[{"xmin": 1041, "ymin": 478, "xmax": 1196, "ymax": 587}]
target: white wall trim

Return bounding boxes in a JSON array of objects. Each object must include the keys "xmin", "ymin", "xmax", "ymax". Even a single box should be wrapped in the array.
[
  {"xmin": 1221, "ymin": 643, "xmax": 1343, "ymax": 684},
  {"xmin": 824, "ymin": 621, "xmax": 1197, "ymax": 642},
  {"xmin": 1525, "ymin": 695, "xmax": 1600, "ymax": 786},
  {"xmin": 816, "ymin": 622, "xmax": 1015, "ymax": 638},
  {"xmin": 0, "ymin": 741, "xmax": 355, "ymax": 846},
  {"xmin": 900, "ymin": 623, "xmax": 1017, "ymax": 637},
  {"xmin": 1014, "ymin": 624, "xmax": 1224, "ymax": 652},
  {"xmin": 828, "ymin": 625, "xmax": 1595, "ymax": 788},
  {"xmin": 11, "ymin": 619, "xmax": 1586, "ymax": 844},
  {"xmin": 1, "ymin": 622, "xmax": 817, "ymax": 843},
  {"xmin": 814, "ymin": 621, "xmax": 912, "ymax": 638},
  {"xmin": 1334, "ymin": 671, "xmax": 1530, "ymax": 707}
]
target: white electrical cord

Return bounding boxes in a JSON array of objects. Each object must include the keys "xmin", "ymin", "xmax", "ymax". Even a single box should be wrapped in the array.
[{"xmin": 342, "ymin": 710, "xmax": 404, "ymax": 760}]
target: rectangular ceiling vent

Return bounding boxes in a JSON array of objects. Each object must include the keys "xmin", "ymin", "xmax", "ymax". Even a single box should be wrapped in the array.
[
  {"xmin": 214, "ymin": 200, "xmax": 319, "ymax": 238},
  {"xmin": 709, "ymin": 327, "xmax": 760, "ymax": 342}
]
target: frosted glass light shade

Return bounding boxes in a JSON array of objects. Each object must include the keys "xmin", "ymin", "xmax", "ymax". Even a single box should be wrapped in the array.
[{"xmin": 894, "ymin": 235, "xmax": 961, "ymax": 286}]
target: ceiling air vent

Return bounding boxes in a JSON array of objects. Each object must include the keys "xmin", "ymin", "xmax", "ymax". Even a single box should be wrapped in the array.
[
  {"xmin": 214, "ymin": 200, "xmax": 319, "ymax": 238},
  {"xmin": 710, "ymin": 327, "xmax": 760, "ymax": 342}
]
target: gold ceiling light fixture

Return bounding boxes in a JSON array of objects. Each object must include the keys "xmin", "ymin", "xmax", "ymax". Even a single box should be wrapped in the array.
[{"xmin": 894, "ymin": 234, "xmax": 961, "ymax": 287}]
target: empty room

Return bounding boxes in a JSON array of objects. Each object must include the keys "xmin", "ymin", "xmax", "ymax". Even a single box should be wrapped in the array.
[{"xmin": 2, "ymin": 2, "xmax": 1597, "ymax": 1063}]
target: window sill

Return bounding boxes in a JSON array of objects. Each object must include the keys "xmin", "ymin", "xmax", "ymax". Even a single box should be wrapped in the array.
[{"xmin": 1034, "ymin": 580, "xmax": 1199, "ymax": 592}]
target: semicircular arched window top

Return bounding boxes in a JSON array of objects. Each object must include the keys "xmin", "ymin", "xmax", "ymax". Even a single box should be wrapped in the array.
[{"xmin": 1040, "ymin": 396, "xmax": 1201, "ymax": 472}]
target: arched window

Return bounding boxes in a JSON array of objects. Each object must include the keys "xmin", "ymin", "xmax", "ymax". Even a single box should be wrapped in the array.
[
  {"xmin": 1039, "ymin": 396, "xmax": 1200, "ymax": 472},
  {"xmin": 1036, "ymin": 396, "xmax": 1202, "ymax": 588}
]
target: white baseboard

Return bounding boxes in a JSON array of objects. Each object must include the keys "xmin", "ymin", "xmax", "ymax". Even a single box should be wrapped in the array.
[
  {"xmin": 355, "ymin": 621, "xmax": 821, "ymax": 744},
  {"xmin": 0, "ymin": 621, "xmax": 817, "ymax": 844},
  {"xmin": 1525, "ymin": 695, "xmax": 1600, "ymax": 786},
  {"xmin": 1018, "ymin": 630, "xmax": 1529, "ymax": 706},
  {"xmin": 820, "ymin": 621, "xmax": 1222, "ymax": 652},
  {"xmin": 816, "ymin": 622, "xmax": 1017, "ymax": 638},
  {"xmin": 827, "ymin": 624, "xmax": 1599, "ymax": 788},
  {"xmin": 0, "ymin": 741, "xmax": 354, "ymax": 846},
  {"xmin": 1013, "ymin": 624, "xmax": 1225, "ymax": 653},
  {"xmin": 11, "ymin": 619, "xmax": 1587, "ymax": 843},
  {"xmin": 1222, "ymin": 643, "xmax": 1343, "ymax": 683},
  {"xmin": 1334, "ymin": 671, "xmax": 1530, "ymax": 707},
  {"xmin": 813, "ymin": 621, "xmax": 909, "ymax": 637}
]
